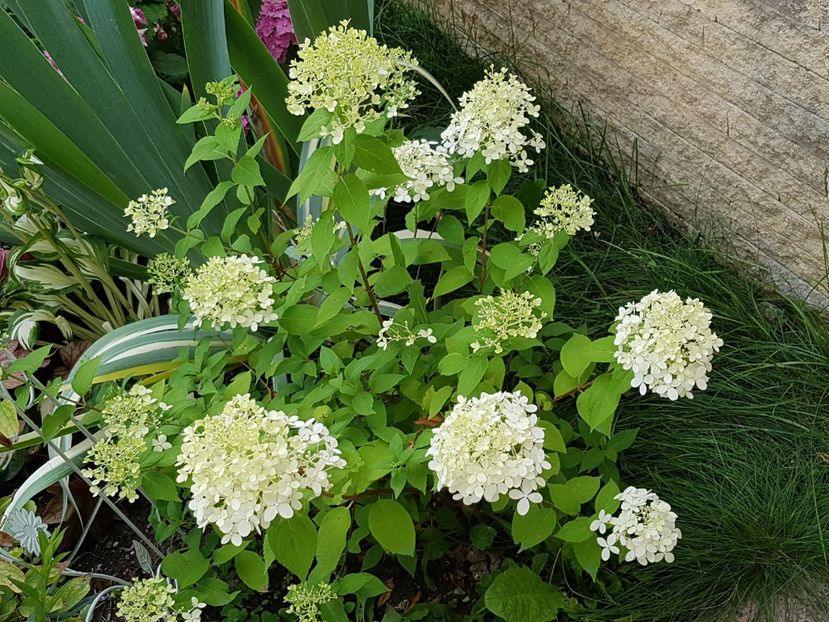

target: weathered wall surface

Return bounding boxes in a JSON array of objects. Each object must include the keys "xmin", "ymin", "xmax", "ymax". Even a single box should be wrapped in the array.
[{"xmin": 416, "ymin": 0, "xmax": 829, "ymax": 302}]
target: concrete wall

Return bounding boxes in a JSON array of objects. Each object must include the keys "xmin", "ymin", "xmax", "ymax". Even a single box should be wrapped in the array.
[{"xmin": 415, "ymin": 0, "xmax": 829, "ymax": 303}]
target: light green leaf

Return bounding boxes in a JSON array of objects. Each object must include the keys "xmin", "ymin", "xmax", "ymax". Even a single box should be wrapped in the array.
[
  {"xmin": 162, "ymin": 549, "xmax": 209, "ymax": 588},
  {"xmin": 267, "ymin": 514, "xmax": 318, "ymax": 579},
  {"xmin": 555, "ymin": 517, "xmax": 594, "ymax": 543},
  {"xmin": 484, "ymin": 566, "xmax": 565, "ymax": 622},
  {"xmin": 560, "ymin": 333, "xmax": 592, "ymax": 378},
  {"xmin": 353, "ymin": 135, "xmax": 401, "ymax": 174},
  {"xmin": 70, "ymin": 356, "xmax": 100, "ymax": 397},
  {"xmin": 433, "ymin": 266, "xmax": 474, "ymax": 298},
  {"xmin": 464, "ymin": 180, "xmax": 489, "ymax": 223},
  {"xmin": 333, "ymin": 174, "xmax": 372, "ymax": 232},
  {"xmin": 234, "ymin": 551, "xmax": 269, "ymax": 592},
  {"xmin": 491, "ymin": 195, "xmax": 525, "ymax": 232},
  {"xmin": 311, "ymin": 507, "xmax": 351, "ymax": 582},
  {"xmin": 511, "ymin": 506, "xmax": 557, "ymax": 551},
  {"xmin": 595, "ymin": 480, "xmax": 621, "ymax": 514},
  {"xmin": 368, "ymin": 499, "xmax": 415, "ymax": 556}
]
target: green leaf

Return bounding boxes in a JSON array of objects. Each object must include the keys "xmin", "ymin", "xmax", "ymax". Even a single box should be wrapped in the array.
[
  {"xmin": 285, "ymin": 0, "xmax": 330, "ymax": 42},
  {"xmin": 6, "ymin": 346, "xmax": 50, "ymax": 374},
  {"xmin": 464, "ymin": 180, "xmax": 489, "ymax": 223},
  {"xmin": 537, "ymin": 421, "xmax": 566, "ymax": 453},
  {"xmin": 576, "ymin": 373, "xmax": 622, "ymax": 431},
  {"xmin": 315, "ymin": 288, "xmax": 352, "ymax": 327},
  {"xmin": 438, "ymin": 352, "xmax": 467, "ymax": 376},
  {"xmin": 70, "ymin": 356, "xmax": 100, "ymax": 396},
  {"xmin": 555, "ymin": 517, "xmax": 594, "ymax": 543},
  {"xmin": 0, "ymin": 401, "xmax": 17, "ymax": 439},
  {"xmin": 491, "ymin": 195, "xmax": 525, "ymax": 232},
  {"xmin": 333, "ymin": 572, "xmax": 389, "ymax": 598},
  {"xmin": 550, "ymin": 476, "xmax": 601, "ymax": 515},
  {"xmin": 484, "ymin": 566, "xmax": 565, "ymax": 622},
  {"xmin": 333, "ymin": 174, "xmax": 372, "ymax": 232},
  {"xmin": 180, "ymin": 0, "xmax": 232, "ymax": 100},
  {"xmin": 458, "ymin": 354, "xmax": 488, "ymax": 395},
  {"xmin": 298, "ymin": 107, "xmax": 334, "ymax": 142},
  {"xmin": 470, "ymin": 524, "xmax": 497, "ymax": 550},
  {"xmin": 290, "ymin": 146, "xmax": 337, "ymax": 201},
  {"xmin": 267, "ymin": 514, "xmax": 317, "ymax": 579},
  {"xmin": 486, "ymin": 159, "xmax": 512, "ymax": 195},
  {"xmin": 234, "ymin": 551, "xmax": 268, "ymax": 592},
  {"xmin": 511, "ymin": 506, "xmax": 557, "ymax": 550},
  {"xmin": 353, "ymin": 135, "xmax": 401, "ymax": 174},
  {"xmin": 368, "ymin": 499, "xmax": 415, "ymax": 556},
  {"xmin": 433, "ymin": 266, "xmax": 474, "ymax": 298},
  {"xmin": 524, "ymin": 274, "xmax": 556, "ymax": 319},
  {"xmin": 594, "ymin": 481, "xmax": 621, "ymax": 514},
  {"xmin": 372, "ymin": 266, "xmax": 413, "ymax": 297},
  {"xmin": 41, "ymin": 405, "xmax": 74, "ymax": 442},
  {"xmin": 162, "ymin": 549, "xmax": 209, "ymax": 588},
  {"xmin": 489, "ymin": 243, "xmax": 533, "ymax": 281},
  {"xmin": 573, "ymin": 537, "xmax": 602, "ymax": 580},
  {"xmin": 231, "ymin": 155, "xmax": 265, "ymax": 186},
  {"xmin": 560, "ymin": 333, "xmax": 592, "ymax": 378},
  {"xmin": 311, "ymin": 507, "xmax": 351, "ymax": 582},
  {"xmin": 52, "ymin": 576, "xmax": 89, "ymax": 611},
  {"xmin": 141, "ymin": 470, "xmax": 180, "ymax": 502}
]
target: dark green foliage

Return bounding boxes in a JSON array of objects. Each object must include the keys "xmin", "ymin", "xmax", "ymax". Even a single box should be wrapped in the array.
[{"xmin": 376, "ymin": 2, "xmax": 829, "ymax": 620}]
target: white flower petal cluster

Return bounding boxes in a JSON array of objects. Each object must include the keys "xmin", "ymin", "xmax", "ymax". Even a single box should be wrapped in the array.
[
  {"xmin": 376, "ymin": 318, "xmax": 436, "ymax": 350},
  {"xmin": 590, "ymin": 486, "xmax": 681, "ymax": 565},
  {"xmin": 441, "ymin": 66, "xmax": 545, "ymax": 172},
  {"xmin": 125, "ymin": 188, "xmax": 173, "ymax": 238},
  {"xmin": 427, "ymin": 391, "xmax": 550, "ymax": 515},
  {"xmin": 184, "ymin": 255, "xmax": 278, "ymax": 331},
  {"xmin": 525, "ymin": 184, "xmax": 594, "ymax": 238},
  {"xmin": 286, "ymin": 21, "xmax": 419, "ymax": 143},
  {"xmin": 471, "ymin": 290, "xmax": 547, "ymax": 354},
  {"xmin": 374, "ymin": 139, "xmax": 463, "ymax": 203},
  {"xmin": 614, "ymin": 289, "xmax": 723, "ymax": 400},
  {"xmin": 176, "ymin": 393, "xmax": 346, "ymax": 546}
]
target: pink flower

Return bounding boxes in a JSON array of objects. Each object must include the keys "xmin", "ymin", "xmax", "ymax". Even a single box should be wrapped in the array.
[
  {"xmin": 130, "ymin": 6, "xmax": 148, "ymax": 46},
  {"xmin": 167, "ymin": 1, "xmax": 181, "ymax": 21},
  {"xmin": 255, "ymin": 0, "xmax": 297, "ymax": 64}
]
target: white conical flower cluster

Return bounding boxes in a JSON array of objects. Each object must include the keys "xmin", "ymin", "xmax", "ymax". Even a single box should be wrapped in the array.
[
  {"xmin": 375, "ymin": 139, "xmax": 463, "ymax": 203},
  {"xmin": 590, "ymin": 486, "xmax": 681, "ymax": 566},
  {"xmin": 183, "ymin": 255, "xmax": 278, "ymax": 331},
  {"xmin": 441, "ymin": 66, "xmax": 545, "ymax": 172},
  {"xmin": 613, "ymin": 289, "xmax": 723, "ymax": 400},
  {"xmin": 471, "ymin": 290, "xmax": 547, "ymax": 354},
  {"xmin": 427, "ymin": 391, "xmax": 550, "ymax": 515},
  {"xmin": 176, "ymin": 394, "xmax": 345, "ymax": 546},
  {"xmin": 285, "ymin": 21, "xmax": 419, "ymax": 143}
]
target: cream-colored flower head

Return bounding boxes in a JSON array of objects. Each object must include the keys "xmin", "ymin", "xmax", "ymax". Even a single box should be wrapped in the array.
[
  {"xmin": 614, "ymin": 289, "xmax": 722, "ymax": 400},
  {"xmin": 590, "ymin": 486, "xmax": 681, "ymax": 565},
  {"xmin": 285, "ymin": 582, "xmax": 337, "ymax": 622},
  {"xmin": 471, "ymin": 290, "xmax": 547, "ymax": 354},
  {"xmin": 285, "ymin": 21, "xmax": 419, "ymax": 143},
  {"xmin": 373, "ymin": 139, "xmax": 463, "ymax": 203},
  {"xmin": 176, "ymin": 393, "xmax": 346, "ymax": 546},
  {"xmin": 125, "ymin": 188, "xmax": 173, "ymax": 237},
  {"xmin": 117, "ymin": 578, "xmax": 177, "ymax": 622},
  {"xmin": 441, "ymin": 66, "xmax": 545, "ymax": 172},
  {"xmin": 148, "ymin": 253, "xmax": 191, "ymax": 294},
  {"xmin": 532, "ymin": 184, "xmax": 595, "ymax": 237},
  {"xmin": 183, "ymin": 254, "xmax": 277, "ymax": 331},
  {"xmin": 82, "ymin": 385, "xmax": 166, "ymax": 502},
  {"xmin": 427, "ymin": 391, "xmax": 550, "ymax": 515}
]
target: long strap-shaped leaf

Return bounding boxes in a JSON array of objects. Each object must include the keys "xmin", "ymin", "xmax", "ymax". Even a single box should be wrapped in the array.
[{"xmin": 2, "ymin": 315, "xmax": 234, "ymax": 518}]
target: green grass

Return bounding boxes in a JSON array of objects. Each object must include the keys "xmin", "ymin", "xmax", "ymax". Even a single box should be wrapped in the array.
[{"xmin": 376, "ymin": 2, "xmax": 829, "ymax": 620}]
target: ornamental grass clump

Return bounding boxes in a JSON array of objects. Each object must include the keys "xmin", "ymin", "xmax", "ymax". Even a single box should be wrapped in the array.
[{"xmin": 176, "ymin": 394, "xmax": 345, "ymax": 546}]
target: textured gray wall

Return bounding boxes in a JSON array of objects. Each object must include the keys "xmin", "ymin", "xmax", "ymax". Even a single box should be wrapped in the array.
[{"xmin": 416, "ymin": 0, "xmax": 829, "ymax": 303}]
